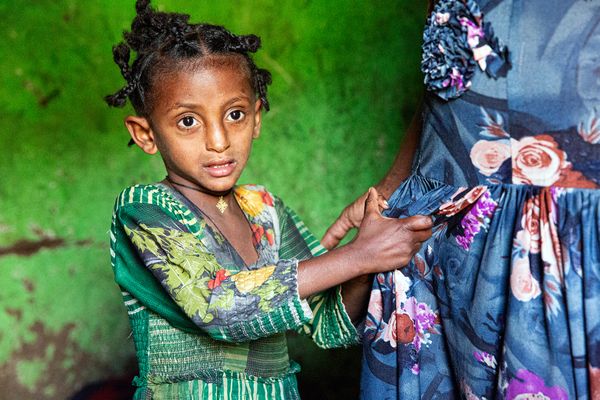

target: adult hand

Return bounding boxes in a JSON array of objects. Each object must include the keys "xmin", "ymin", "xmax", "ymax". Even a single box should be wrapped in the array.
[{"xmin": 322, "ymin": 189, "xmax": 388, "ymax": 250}]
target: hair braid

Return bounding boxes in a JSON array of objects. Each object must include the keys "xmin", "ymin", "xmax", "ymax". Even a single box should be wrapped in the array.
[
  {"xmin": 106, "ymin": 0, "xmax": 272, "ymax": 126},
  {"xmin": 254, "ymin": 67, "xmax": 272, "ymax": 111}
]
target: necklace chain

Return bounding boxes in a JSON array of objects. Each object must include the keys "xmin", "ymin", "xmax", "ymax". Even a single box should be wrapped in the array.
[{"xmin": 165, "ymin": 176, "xmax": 230, "ymax": 214}]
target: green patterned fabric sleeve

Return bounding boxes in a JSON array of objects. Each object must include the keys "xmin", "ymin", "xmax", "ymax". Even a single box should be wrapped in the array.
[
  {"xmin": 112, "ymin": 189, "xmax": 313, "ymax": 343},
  {"xmin": 275, "ymin": 198, "xmax": 360, "ymax": 349}
]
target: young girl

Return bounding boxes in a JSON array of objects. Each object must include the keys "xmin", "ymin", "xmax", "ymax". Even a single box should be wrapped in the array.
[{"xmin": 107, "ymin": 1, "xmax": 432, "ymax": 398}]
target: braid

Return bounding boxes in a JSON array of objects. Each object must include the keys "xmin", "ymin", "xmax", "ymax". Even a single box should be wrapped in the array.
[
  {"xmin": 236, "ymin": 35, "xmax": 262, "ymax": 52},
  {"xmin": 113, "ymin": 43, "xmax": 131, "ymax": 80},
  {"xmin": 104, "ymin": 43, "xmax": 135, "ymax": 107},
  {"xmin": 254, "ymin": 67, "xmax": 272, "ymax": 111},
  {"xmin": 106, "ymin": 0, "xmax": 272, "ymax": 121}
]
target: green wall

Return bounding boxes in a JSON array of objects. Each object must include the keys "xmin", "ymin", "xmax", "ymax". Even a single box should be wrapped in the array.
[{"xmin": 0, "ymin": 1, "xmax": 425, "ymax": 398}]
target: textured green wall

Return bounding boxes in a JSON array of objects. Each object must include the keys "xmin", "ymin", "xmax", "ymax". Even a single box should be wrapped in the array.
[{"xmin": 0, "ymin": 1, "xmax": 424, "ymax": 398}]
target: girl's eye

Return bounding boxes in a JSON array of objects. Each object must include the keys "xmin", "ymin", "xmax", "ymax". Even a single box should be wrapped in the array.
[
  {"xmin": 177, "ymin": 116, "xmax": 199, "ymax": 129},
  {"xmin": 227, "ymin": 110, "xmax": 245, "ymax": 122}
]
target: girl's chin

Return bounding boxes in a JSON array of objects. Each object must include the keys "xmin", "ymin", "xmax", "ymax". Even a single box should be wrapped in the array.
[{"xmin": 203, "ymin": 179, "xmax": 240, "ymax": 194}]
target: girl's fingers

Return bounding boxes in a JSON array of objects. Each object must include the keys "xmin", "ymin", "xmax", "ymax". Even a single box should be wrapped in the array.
[{"xmin": 403, "ymin": 215, "xmax": 434, "ymax": 231}]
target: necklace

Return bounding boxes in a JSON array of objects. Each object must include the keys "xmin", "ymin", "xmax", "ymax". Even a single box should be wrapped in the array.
[{"xmin": 165, "ymin": 176, "xmax": 230, "ymax": 214}]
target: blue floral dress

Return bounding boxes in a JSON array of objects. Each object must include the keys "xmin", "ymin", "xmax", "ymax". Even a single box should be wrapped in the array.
[{"xmin": 360, "ymin": 0, "xmax": 600, "ymax": 399}]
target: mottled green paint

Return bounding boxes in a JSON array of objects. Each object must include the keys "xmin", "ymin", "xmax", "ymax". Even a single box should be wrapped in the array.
[
  {"xmin": 15, "ymin": 359, "xmax": 45, "ymax": 391},
  {"xmin": 0, "ymin": 1, "xmax": 424, "ymax": 398}
]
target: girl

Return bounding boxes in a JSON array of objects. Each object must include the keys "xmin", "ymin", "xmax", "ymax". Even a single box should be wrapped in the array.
[{"xmin": 107, "ymin": 1, "xmax": 432, "ymax": 398}]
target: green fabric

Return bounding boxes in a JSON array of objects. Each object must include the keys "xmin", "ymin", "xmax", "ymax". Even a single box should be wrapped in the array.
[
  {"xmin": 111, "ymin": 186, "xmax": 201, "ymax": 333},
  {"xmin": 110, "ymin": 183, "xmax": 358, "ymax": 398},
  {"xmin": 277, "ymin": 204, "xmax": 359, "ymax": 349}
]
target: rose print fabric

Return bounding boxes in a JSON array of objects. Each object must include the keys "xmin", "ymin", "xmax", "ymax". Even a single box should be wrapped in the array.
[{"xmin": 361, "ymin": 1, "xmax": 600, "ymax": 399}]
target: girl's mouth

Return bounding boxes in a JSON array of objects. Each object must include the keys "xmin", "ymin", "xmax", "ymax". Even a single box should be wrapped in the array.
[{"xmin": 204, "ymin": 160, "xmax": 236, "ymax": 177}]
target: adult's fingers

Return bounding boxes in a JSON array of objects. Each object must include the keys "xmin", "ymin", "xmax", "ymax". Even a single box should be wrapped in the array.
[
  {"xmin": 363, "ymin": 187, "xmax": 381, "ymax": 217},
  {"xmin": 378, "ymin": 194, "xmax": 389, "ymax": 212},
  {"xmin": 321, "ymin": 212, "xmax": 353, "ymax": 250}
]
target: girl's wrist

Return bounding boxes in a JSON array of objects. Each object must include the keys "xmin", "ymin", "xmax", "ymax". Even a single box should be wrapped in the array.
[{"xmin": 342, "ymin": 241, "xmax": 376, "ymax": 276}]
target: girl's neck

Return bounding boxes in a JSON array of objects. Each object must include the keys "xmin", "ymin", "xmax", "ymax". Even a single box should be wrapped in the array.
[
  {"xmin": 163, "ymin": 176, "xmax": 237, "ymax": 217},
  {"xmin": 165, "ymin": 175, "xmax": 232, "ymax": 197},
  {"xmin": 163, "ymin": 178, "xmax": 259, "ymax": 266}
]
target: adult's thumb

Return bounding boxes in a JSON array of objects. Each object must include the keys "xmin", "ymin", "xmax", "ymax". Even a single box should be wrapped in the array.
[{"xmin": 363, "ymin": 187, "xmax": 380, "ymax": 216}]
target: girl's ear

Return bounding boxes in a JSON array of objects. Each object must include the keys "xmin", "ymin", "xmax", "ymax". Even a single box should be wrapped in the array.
[
  {"xmin": 124, "ymin": 116, "xmax": 158, "ymax": 155},
  {"xmin": 252, "ymin": 100, "xmax": 262, "ymax": 139}
]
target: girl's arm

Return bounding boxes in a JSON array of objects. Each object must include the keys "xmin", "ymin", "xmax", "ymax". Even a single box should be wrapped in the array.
[
  {"xmin": 112, "ymin": 185, "xmax": 431, "ymax": 345},
  {"xmin": 298, "ymin": 188, "xmax": 430, "ymax": 297},
  {"xmin": 276, "ymin": 190, "xmax": 431, "ymax": 347}
]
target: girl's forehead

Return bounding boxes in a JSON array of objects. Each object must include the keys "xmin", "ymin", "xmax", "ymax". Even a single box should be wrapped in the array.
[
  {"xmin": 153, "ymin": 55, "xmax": 252, "ymax": 88},
  {"xmin": 151, "ymin": 61, "xmax": 255, "ymax": 109}
]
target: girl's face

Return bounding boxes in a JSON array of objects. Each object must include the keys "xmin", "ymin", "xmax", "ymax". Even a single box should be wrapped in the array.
[{"xmin": 139, "ymin": 61, "xmax": 261, "ymax": 193}]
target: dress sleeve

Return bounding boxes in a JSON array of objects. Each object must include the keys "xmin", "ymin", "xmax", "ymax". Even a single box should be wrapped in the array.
[
  {"xmin": 111, "ymin": 199, "xmax": 313, "ymax": 343},
  {"xmin": 275, "ymin": 198, "xmax": 360, "ymax": 348}
]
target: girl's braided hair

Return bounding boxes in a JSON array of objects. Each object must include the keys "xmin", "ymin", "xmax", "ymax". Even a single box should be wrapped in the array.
[{"xmin": 105, "ymin": 0, "xmax": 272, "ymax": 121}]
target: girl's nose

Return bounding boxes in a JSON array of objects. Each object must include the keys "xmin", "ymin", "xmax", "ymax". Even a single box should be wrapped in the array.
[{"xmin": 205, "ymin": 122, "xmax": 230, "ymax": 152}]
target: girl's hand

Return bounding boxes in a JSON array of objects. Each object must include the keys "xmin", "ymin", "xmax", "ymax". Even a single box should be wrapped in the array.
[
  {"xmin": 298, "ymin": 188, "xmax": 431, "ymax": 299},
  {"xmin": 347, "ymin": 188, "xmax": 432, "ymax": 274},
  {"xmin": 322, "ymin": 189, "xmax": 389, "ymax": 250}
]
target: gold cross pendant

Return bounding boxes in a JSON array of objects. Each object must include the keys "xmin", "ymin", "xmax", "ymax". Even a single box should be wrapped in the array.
[{"xmin": 216, "ymin": 196, "xmax": 228, "ymax": 214}]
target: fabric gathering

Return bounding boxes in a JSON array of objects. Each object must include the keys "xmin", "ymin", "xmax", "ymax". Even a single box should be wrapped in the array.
[{"xmin": 361, "ymin": 0, "xmax": 600, "ymax": 399}]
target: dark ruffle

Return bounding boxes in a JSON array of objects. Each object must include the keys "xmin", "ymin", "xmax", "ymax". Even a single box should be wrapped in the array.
[{"xmin": 421, "ymin": 0, "xmax": 510, "ymax": 100}]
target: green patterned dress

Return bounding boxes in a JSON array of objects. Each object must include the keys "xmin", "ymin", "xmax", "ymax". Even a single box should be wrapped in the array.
[{"xmin": 110, "ymin": 183, "xmax": 359, "ymax": 399}]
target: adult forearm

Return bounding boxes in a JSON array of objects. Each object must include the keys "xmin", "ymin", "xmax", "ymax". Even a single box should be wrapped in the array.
[{"xmin": 375, "ymin": 106, "xmax": 423, "ymax": 198}]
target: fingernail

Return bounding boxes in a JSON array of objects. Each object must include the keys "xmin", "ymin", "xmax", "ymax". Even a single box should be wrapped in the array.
[{"xmin": 383, "ymin": 200, "xmax": 389, "ymax": 208}]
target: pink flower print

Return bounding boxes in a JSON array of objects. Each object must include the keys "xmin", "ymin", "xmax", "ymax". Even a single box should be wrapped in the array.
[
  {"xmin": 435, "ymin": 12, "xmax": 450, "ymax": 25},
  {"xmin": 505, "ymin": 370, "xmax": 568, "ymax": 400},
  {"xmin": 411, "ymin": 363, "xmax": 420, "ymax": 375},
  {"xmin": 511, "ymin": 135, "xmax": 571, "ymax": 187},
  {"xmin": 459, "ymin": 17, "xmax": 484, "ymax": 48},
  {"xmin": 510, "ymin": 256, "xmax": 541, "ymax": 302},
  {"xmin": 474, "ymin": 351, "xmax": 497, "ymax": 368},
  {"xmin": 382, "ymin": 311, "xmax": 417, "ymax": 349},
  {"xmin": 439, "ymin": 185, "xmax": 487, "ymax": 217},
  {"xmin": 444, "ymin": 67, "xmax": 469, "ymax": 91},
  {"xmin": 540, "ymin": 218, "xmax": 563, "ymax": 281},
  {"xmin": 511, "ymin": 134, "xmax": 597, "ymax": 188},
  {"xmin": 515, "ymin": 196, "xmax": 542, "ymax": 254},
  {"xmin": 382, "ymin": 311, "xmax": 399, "ymax": 348},
  {"xmin": 403, "ymin": 297, "xmax": 438, "ymax": 352},
  {"xmin": 470, "ymin": 139, "xmax": 511, "ymax": 176},
  {"xmin": 539, "ymin": 188, "xmax": 565, "ymax": 291},
  {"xmin": 454, "ymin": 190, "xmax": 498, "ymax": 250},
  {"xmin": 367, "ymin": 289, "xmax": 383, "ymax": 323},
  {"xmin": 393, "ymin": 269, "xmax": 411, "ymax": 309},
  {"xmin": 472, "ymin": 44, "xmax": 493, "ymax": 70}
]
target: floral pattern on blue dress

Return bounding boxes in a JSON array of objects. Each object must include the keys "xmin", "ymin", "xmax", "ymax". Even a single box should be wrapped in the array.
[{"xmin": 361, "ymin": 0, "xmax": 600, "ymax": 398}]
